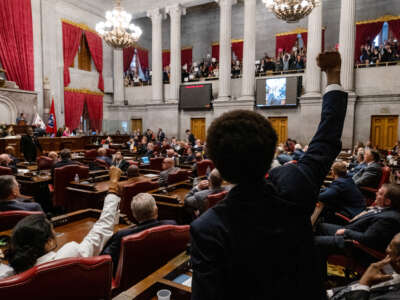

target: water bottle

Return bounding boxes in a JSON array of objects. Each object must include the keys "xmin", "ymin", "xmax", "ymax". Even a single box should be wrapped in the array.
[{"xmin": 74, "ymin": 173, "xmax": 79, "ymax": 183}]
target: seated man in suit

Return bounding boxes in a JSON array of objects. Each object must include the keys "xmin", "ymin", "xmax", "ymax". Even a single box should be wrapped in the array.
[
  {"xmin": 48, "ymin": 151, "xmax": 59, "ymax": 163},
  {"xmin": 126, "ymin": 164, "xmax": 139, "ymax": 178},
  {"xmin": 190, "ymin": 52, "xmax": 347, "ymax": 299},
  {"xmin": 315, "ymin": 183, "xmax": 400, "ymax": 274},
  {"xmin": 144, "ymin": 142, "xmax": 155, "ymax": 158},
  {"xmin": 327, "ymin": 233, "xmax": 400, "ymax": 300},
  {"xmin": 112, "ymin": 151, "xmax": 129, "ymax": 172},
  {"xmin": 159, "ymin": 158, "xmax": 179, "ymax": 187},
  {"xmin": 184, "ymin": 169, "xmax": 225, "ymax": 217},
  {"xmin": 353, "ymin": 149, "xmax": 382, "ymax": 188},
  {"xmin": 5, "ymin": 146, "xmax": 19, "ymax": 166},
  {"xmin": 292, "ymin": 143, "xmax": 305, "ymax": 161},
  {"xmin": 0, "ymin": 154, "xmax": 17, "ymax": 174},
  {"xmin": 51, "ymin": 149, "xmax": 78, "ymax": 180},
  {"xmin": 0, "ymin": 175, "xmax": 43, "ymax": 212},
  {"xmin": 319, "ymin": 161, "xmax": 366, "ymax": 219},
  {"xmin": 101, "ymin": 193, "xmax": 176, "ymax": 273},
  {"xmin": 348, "ymin": 150, "xmax": 367, "ymax": 177},
  {"xmin": 97, "ymin": 148, "xmax": 112, "ymax": 166}
]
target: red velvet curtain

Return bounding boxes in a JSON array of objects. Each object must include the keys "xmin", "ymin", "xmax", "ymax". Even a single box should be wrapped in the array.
[
  {"xmin": 137, "ymin": 48, "xmax": 149, "ymax": 71},
  {"xmin": 85, "ymin": 94, "xmax": 103, "ymax": 131},
  {"xmin": 162, "ymin": 51, "xmax": 170, "ymax": 68},
  {"xmin": 355, "ymin": 22, "xmax": 384, "ymax": 61},
  {"xmin": 389, "ymin": 19, "xmax": 400, "ymax": 40},
  {"xmin": 231, "ymin": 41, "xmax": 243, "ymax": 61},
  {"xmin": 64, "ymin": 91, "xmax": 85, "ymax": 130},
  {"xmin": 84, "ymin": 30, "xmax": 104, "ymax": 91},
  {"xmin": 0, "ymin": 0, "xmax": 34, "ymax": 91},
  {"xmin": 212, "ymin": 44, "xmax": 219, "ymax": 61},
  {"xmin": 275, "ymin": 34, "xmax": 298, "ymax": 57},
  {"xmin": 62, "ymin": 22, "xmax": 82, "ymax": 87},
  {"xmin": 181, "ymin": 48, "xmax": 192, "ymax": 68},
  {"xmin": 123, "ymin": 47, "xmax": 135, "ymax": 72}
]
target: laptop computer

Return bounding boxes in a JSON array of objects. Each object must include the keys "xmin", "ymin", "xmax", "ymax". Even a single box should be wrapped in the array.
[{"xmin": 141, "ymin": 156, "xmax": 150, "ymax": 165}]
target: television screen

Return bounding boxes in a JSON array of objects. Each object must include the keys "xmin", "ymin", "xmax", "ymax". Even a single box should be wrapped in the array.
[
  {"xmin": 256, "ymin": 76, "xmax": 301, "ymax": 108},
  {"xmin": 179, "ymin": 83, "xmax": 213, "ymax": 110}
]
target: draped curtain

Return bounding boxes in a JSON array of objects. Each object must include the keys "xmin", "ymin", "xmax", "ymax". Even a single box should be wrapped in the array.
[
  {"xmin": 212, "ymin": 44, "xmax": 219, "ymax": 61},
  {"xmin": 275, "ymin": 34, "xmax": 299, "ymax": 57},
  {"xmin": 355, "ymin": 22, "xmax": 384, "ymax": 62},
  {"xmin": 137, "ymin": 48, "xmax": 149, "ymax": 71},
  {"xmin": 231, "ymin": 41, "xmax": 243, "ymax": 61},
  {"xmin": 62, "ymin": 22, "xmax": 82, "ymax": 87},
  {"xmin": 389, "ymin": 19, "xmax": 400, "ymax": 40},
  {"xmin": 85, "ymin": 94, "xmax": 103, "ymax": 131},
  {"xmin": 162, "ymin": 50, "xmax": 171, "ymax": 68},
  {"xmin": 0, "ymin": 0, "xmax": 34, "ymax": 91},
  {"xmin": 181, "ymin": 48, "xmax": 192, "ymax": 68},
  {"xmin": 84, "ymin": 30, "xmax": 104, "ymax": 91},
  {"xmin": 123, "ymin": 47, "xmax": 135, "ymax": 72},
  {"xmin": 300, "ymin": 29, "xmax": 325, "ymax": 51},
  {"xmin": 64, "ymin": 91, "xmax": 85, "ymax": 130}
]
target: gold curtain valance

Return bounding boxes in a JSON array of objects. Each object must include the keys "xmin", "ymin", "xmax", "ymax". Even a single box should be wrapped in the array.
[
  {"xmin": 356, "ymin": 15, "xmax": 400, "ymax": 25},
  {"xmin": 212, "ymin": 39, "xmax": 244, "ymax": 46},
  {"xmin": 275, "ymin": 27, "xmax": 326, "ymax": 37},
  {"xmin": 61, "ymin": 18, "xmax": 99, "ymax": 36},
  {"xmin": 64, "ymin": 88, "xmax": 104, "ymax": 96}
]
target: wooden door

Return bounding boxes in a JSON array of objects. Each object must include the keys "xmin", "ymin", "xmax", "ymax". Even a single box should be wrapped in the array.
[
  {"xmin": 191, "ymin": 118, "xmax": 206, "ymax": 142},
  {"xmin": 268, "ymin": 117, "xmax": 288, "ymax": 145},
  {"xmin": 131, "ymin": 119, "xmax": 143, "ymax": 133},
  {"xmin": 371, "ymin": 116, "xmax": 398, "ymax": 150}
]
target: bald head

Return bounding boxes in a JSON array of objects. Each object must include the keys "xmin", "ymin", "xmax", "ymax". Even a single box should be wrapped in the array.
[
  {"xmin": 98, "ymin": 148, "xmax": 106, "ymax": 156},
  {"xmin": 48, "ymin": 151, "xmax": 58, "ymax": 161},
  {"xmin": 127, "ymin": 165, "xmax": 139, "ymax": 178},
  {"xmin": 162, "ymin": 158, "xmax": 175, "ymax": 170},
  {"xmin": 0, "ymin": 154, "xmax": 11, "ymax": 166}
]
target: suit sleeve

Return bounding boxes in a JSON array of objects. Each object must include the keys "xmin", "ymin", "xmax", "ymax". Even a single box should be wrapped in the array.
[
  {"xmin": 318, "ymin": 182, "xmax": 341, "ymax": 206},
  {"xmin": 101, "ymin": 233, "xmax": 122, "ymax": 274},
  {"xmin": 344, "ymin": 290, "xmax": 370, "ymax": 300},
  {"xmin": 353, "ymin": 167, "xmax": 381, "ymax": 187},
  {"xmin": 184, "ymin": 187, "xmax": 199, "ymax": 209}
]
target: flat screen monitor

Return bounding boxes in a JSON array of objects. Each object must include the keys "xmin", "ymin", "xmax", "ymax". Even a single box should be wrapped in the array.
[
  {"xmin": 255, "ymin": 76, "xmax": 301, "ymax": 108},
  {"xmin": 179, "ymin": 83, "xmax": 213, "ymax": 110}
]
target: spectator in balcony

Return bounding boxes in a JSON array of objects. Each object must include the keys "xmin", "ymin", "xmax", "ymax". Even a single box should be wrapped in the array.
[
  {"xmin": 381, "ymin": 44, "xmax": 393, "ymax": 62},
  {"xmin": 292, "ymin": 54, "xmax": 305, "ymax": 70},
  {"xmin": 264, "ymin": 57, "xmax": 276, "ymax": 72},
  {"xmin": 370, "ymin": 47, "xmax": 381, "ymax": 64}
]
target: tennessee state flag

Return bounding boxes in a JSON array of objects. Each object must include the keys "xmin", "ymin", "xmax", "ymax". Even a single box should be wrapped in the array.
[{"xmin": 46, "ymin": 98, "xmax": 57, "ymax": 135}]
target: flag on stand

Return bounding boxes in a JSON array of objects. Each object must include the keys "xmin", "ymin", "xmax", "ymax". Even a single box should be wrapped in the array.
[
  {"xmin": 46, "ymin": 98, "xmax": 57, "ymax": 135},
  {"xmin": 33, "ymin": 113, "xmax": 46, "ymax": 129}
]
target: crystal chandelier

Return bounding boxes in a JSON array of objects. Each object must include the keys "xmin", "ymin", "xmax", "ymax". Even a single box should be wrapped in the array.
[
  {"xmin": 262, "ymin": 0, "xmax": 321, "ymax": 23},
  {"xmin": 96, "ymin": 0, "xmax": 142, "ymax": 49}
]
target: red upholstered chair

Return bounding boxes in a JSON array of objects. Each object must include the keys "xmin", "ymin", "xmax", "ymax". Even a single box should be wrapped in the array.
[
  {"xmin": 112, "ymin": 225, "xmax": 190, "ymax": 294},
  {"xmin": 53, "ymin": 165, "xmax": 89, "ymax": 210},
  {"xmin": 94, "ymin": 158, "xmax": 110, "ymax": 169},
  {"xmin": 0, "ymin": 256, "xmax": 112, "ymax": 300},
  {"xmin": 0, "ymin": 211, "xmax": 44, "ymax": 231},
  {"xmin": 167, "ymin": 169, "xmax": 190, "ymax": 185},
  {"xmin": 360, "ymin": 166, "xmax": 391, "ymax": 206},
  {"xmin": 127, "ymin": 160, "xmax": 139, "ymax": 166},
  {"xmin": 84, "ymin": 149, "xmax": 98, "ymax": 160},
  {"xmin": 206, "ymin": 190, "xmax": 228, "ymax": 210},
  {"xmin": 0, "ymin": 166, "xmax": 12, "ymax": 176},
  {"xmin": 106, "ymin": 148, "xmax": 116, "ymax": 156},
  {"xmin": 196, "ymin": 159, "xmax": 215, "ymax": 177},
  {"xmin": 120, "ymin": 180, "xmax": 159, "ymax": 222},
  {"xmin": 37, "ymin": 156, "xmax": 55, "ymax": 170},
  {"xmin": 150, "ymin": 157, "xmax": 164, "ymax": 171}
]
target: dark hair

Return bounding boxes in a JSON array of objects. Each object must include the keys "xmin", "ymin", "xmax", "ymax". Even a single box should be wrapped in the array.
[
  {"xmin": 185, "ymin": 129, "xmax": 190, "ymax": 133},
  {"xmin": 206, "ymin": 110, "xmax": 277, "ymax": 184},
  {"xmin": 0, "ymin": 175, "xmax": 16, "ymax": 201},
  {"xmin": 60, "ymin": 148, "xmax": 71, "ymax": 160},
  {"xmin": 369, "ymin": 149, "xmax": 381, "ymax": 162},
  {"xmin": 7, "ymin": 214, "xmax": 54, "ymax": 273},
  {"xmin": 384, "ymin": 183, "xmax": 400, "ymax": 212}
]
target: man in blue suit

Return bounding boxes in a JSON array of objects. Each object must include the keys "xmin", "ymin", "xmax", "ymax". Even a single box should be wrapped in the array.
[
  {"xmin": 0, "ymin": 175, "xmax": 43, "ymax": 212},
  {"xmin": 190, "ymin": 52, "xmax": 347, "ymax": 300}
]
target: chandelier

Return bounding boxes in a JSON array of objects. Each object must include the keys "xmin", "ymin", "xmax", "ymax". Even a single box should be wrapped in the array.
[
  {"xmin": 96, "ymin": 0, "xmax": 142, "ymax": 49},
  {"xmin": 262, "ymin": 0, "xmax": 321, "ymax": 23}
]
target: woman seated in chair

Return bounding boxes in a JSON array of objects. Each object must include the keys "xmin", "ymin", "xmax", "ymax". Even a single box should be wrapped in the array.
[{"xmin": 0, "ymin": 167, "xmax": 122, "ymax": 279}]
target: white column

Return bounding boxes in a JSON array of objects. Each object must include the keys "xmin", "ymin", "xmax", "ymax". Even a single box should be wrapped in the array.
[
  {"xmin": 304, "ymin": 2, "xmax": 323, "ymax": 96},
  {"xmin": 339, "ymin": 0, "xmax": 356, "ymax": 92},
  {"xmin": 147, "ymin": 8, "xmax": 164, "ymax": 103},
  {"xmin": 166, "ymin": 4, "xmax": 186, "ymax": 103},
  {"xmin": 113, "ymin": 49, "xmax": 124, "ymax": 104},
  {"xmin": 239, "ymin": 0, "xmax": 256, "ymax": 101},
  {"xmin": 215, "ymin": 0, "xmax": 237, "ymax": 101}
]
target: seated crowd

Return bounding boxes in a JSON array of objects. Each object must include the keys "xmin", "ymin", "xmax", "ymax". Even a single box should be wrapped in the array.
[
  {"xmin": 359, "ymin": 38, "xmax": 400, "ymax": 65},
  {"xmin": 2, "ymin": 52, "xmax": 400, "ymax": 299}
]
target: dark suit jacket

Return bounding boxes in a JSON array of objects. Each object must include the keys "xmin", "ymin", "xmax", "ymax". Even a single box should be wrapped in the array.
[
  {"xmin": 343, "ymin": 208, "xmax": 400, "ymax": 252},
  {"xmin": 319, "ymin": 175, "xmax": 366, "ymax": 217},
  {"xmin": 51, "ymin": 159, "xmax": 79, "ymax": 181},
  {"xmin": 20, "ymin": 135, "xmax": 42, "ymax": 162},
  {"xmin": 188, "ymin": 133, "xmax": 195, "ymax": 146},
  {"xmin": 353, "ymin": 162, "xmax": 382, "ymax": 188},
  {"xmin": 190, "ymin": 90, "xmax": 348, "ymax": 300},
  {"xmin": 0, "ymin": 198, "xmax": 43, "ymax": 212},
  {"xmin": 329, "ymin": 282, "xmax": 400, "ymax": 300},
  {"xmin": 102, "ymin": 219, "xmax": 176, "ymax": 273},
  {"xmin": 97, "ymin": 155, "xmax": 112, "ymax": 166},
  {"xmin": 159, "ymin": 167, "xmax": 179, "ymax": 187},
  {"xmin": 112, "ymin": 159, "xmax": 130, "ymax": 172},
  {"xmin": 184, "ymin": 187, "xmax": 225, "ymax": 214}
]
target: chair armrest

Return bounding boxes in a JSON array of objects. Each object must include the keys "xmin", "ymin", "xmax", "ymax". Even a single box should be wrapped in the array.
[
  {"xmin": 360, "ymin": 186, "xmax": 378, "ymax": 194},
  {"xmin": 352, "ymin": 240, "xmax": 386, "ymax": 260},
  {"xmin": 334, "ymin": 212, "xmax": 351, "ymax": 223}
]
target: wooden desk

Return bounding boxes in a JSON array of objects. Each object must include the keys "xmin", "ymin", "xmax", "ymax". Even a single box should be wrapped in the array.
[{"xmin": 113, "ymin": 252, "xmax": 191, "ymax": 300}]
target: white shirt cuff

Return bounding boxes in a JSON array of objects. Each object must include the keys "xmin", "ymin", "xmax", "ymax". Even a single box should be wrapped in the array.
[
  {"xmin": 350, "ymin": 283, "xmax": 370, "ymax": 292},
  {"xmin": 324, "ymin": 84, "xmax": 344, "ymax": 94}
]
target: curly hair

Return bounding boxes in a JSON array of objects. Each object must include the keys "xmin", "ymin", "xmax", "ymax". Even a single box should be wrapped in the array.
[{"xmin": 206, "ymin": 110, "xmax": 277, "ymax": 184}]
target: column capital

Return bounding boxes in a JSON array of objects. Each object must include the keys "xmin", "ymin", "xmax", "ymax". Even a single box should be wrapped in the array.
[
  {"xmin": 147, "ymin": 8, "xmax": 165, "ymax": 21},
  {"xmin": 215, "ymin": 0, "xmax": 237, "ymax": 8},
  {"xmin": 166, "ymin": 4, "xmax": 186, "ymax": 18}
]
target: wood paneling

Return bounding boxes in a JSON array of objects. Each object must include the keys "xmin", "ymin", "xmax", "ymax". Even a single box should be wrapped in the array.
[
  {"xmin": 371, "ymin": 115, "xmax": 398, "ymax": 150},
  {"xmin": 131, "ymin": 119, "xmax": 143, "ymax": 133},
  {"xmin": 190, "ymin": 118, "xmax": 206, "ymax": 142},
  {"xmin": 268, "ymin": 117, "xmax": 288, "ymax": 145},
  {"xmin": 78, "ymin": 34, "xmax": 91, "ymax": 72}
]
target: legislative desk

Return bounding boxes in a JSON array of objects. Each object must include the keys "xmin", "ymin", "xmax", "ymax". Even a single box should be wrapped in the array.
[{"xmin": 114, "ymin": 252, "xmax": 191, "ymax": 300}]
